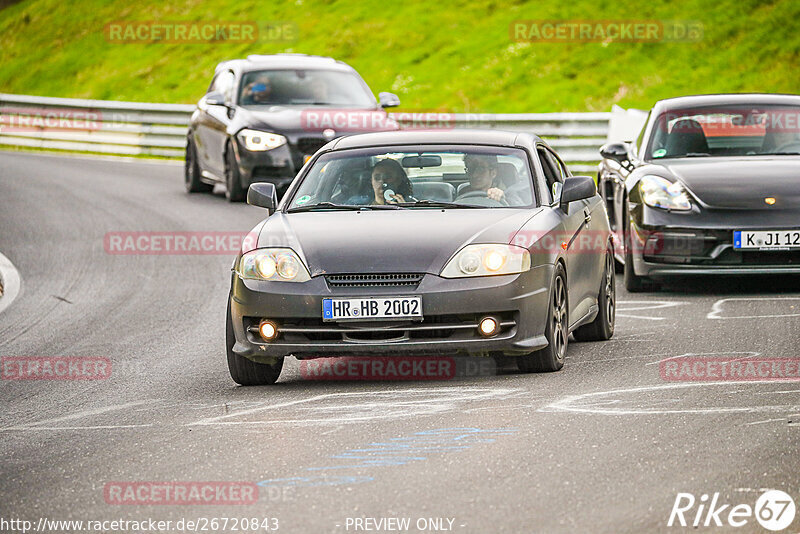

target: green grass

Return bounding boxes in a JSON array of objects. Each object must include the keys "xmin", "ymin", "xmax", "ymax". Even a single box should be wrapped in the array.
[{"xmin": 1, "ymin": 0, "xmax": 799, "ymax": 112}]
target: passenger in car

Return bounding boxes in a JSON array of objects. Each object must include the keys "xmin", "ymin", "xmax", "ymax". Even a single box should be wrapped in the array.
[{"xmin": 369, "ymin": 159, "xmax": 414, "ymax": 205}]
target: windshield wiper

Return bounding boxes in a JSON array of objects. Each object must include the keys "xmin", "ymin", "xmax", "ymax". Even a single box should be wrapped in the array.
[
  {"xmin": 287, "ymin": 202, "xmax": 403, "ymax": 213},
  {"xmin": 398, "ymin": 200, "xmax": 481, "ymax": 209},
  {"xmin": 765, "ymin": 151, "xmax": 800, "ymax": 156}
]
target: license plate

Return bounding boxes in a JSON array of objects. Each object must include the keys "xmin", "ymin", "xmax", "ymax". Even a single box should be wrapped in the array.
[
  {"xmin": 734, "ymin": 230, "xmax": 800, "ymax": 250},
  {"xmin": 322, "ymin": 297, "xmax": 422, "ymax": 321}
]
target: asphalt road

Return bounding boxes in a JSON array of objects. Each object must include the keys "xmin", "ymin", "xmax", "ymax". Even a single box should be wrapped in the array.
[{"xmin": 1, "ymin": 151, "xmax": 800, "ymax": 534}]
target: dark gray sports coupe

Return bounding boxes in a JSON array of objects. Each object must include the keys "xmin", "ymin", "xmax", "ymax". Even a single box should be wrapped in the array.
[
  {"xmin": 226, "ymin": 130, "xmax": 615, "ymax": 385},
  {"xmin": 599, "ymin": 94, "xmax": 800, "ymax": 291}
]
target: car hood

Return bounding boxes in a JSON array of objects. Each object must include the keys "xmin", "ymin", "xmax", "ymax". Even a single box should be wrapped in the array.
[
  {"xmin": 236, "ymin": 105, "xmax": 398, "ymax": 136},
  {"xmin": 657, "ymin": 157, "xmax": 800, "ymax": 209},
  {"xmin": 256, "ymin": 209, "xmax": 541, "ymax": 275}
]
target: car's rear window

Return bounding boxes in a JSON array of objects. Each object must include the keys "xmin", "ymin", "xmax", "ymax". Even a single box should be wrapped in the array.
[{"xmin": 287, "ymin": 146, "xmax": 537, "ymax": 209}]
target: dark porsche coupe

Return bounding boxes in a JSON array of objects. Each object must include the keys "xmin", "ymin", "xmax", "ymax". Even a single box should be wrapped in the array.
[
  {"xmin": 226, "ymin": 130, "xmax": 615, "ymax": 385},
  {"xmin": 598, "ymin": 94, "xmax": 800, "ymax": 291}
]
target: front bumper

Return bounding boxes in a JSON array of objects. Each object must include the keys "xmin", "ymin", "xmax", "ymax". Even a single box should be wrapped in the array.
[
  {"xmin": 235, "ymin": 135, "xmax": 327, "ymax": 197},
  {"xmin": 229, "ymin": 265, "xmax": 553, "ymax": 363},
  {"xmin": 629, "ymin": 204, "xmax": 800, "ymax": 277}
]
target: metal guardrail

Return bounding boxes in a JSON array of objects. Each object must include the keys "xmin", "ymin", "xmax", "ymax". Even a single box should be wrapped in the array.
[{"xmin": 0, "ymin": 93, "xmax": 610, "ymax": 172}]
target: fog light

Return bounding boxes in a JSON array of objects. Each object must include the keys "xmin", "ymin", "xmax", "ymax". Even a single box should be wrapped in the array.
[
  {"xmin": 259, "ymin": 320, "xmax": 278, "ymax": 341},
  {"xmin": 478, "ymin": 316, "xmax": 499, "ymax": 337}
]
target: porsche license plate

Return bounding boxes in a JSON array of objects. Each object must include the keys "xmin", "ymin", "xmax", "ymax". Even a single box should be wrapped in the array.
[
  {"xmin": 322, "ymin": 297, "xmax": 422, "ymax": 321},
  {"xmin": 734, "ymin": 230, "xmax": 800, "ymax": 250}
]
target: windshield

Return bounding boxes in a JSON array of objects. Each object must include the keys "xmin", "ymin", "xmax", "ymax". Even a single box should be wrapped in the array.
[
  {"xmin": 287, "ymin": 146, "xmax": 537, "ymax": 210},
  {"xmin": 646, "ymin": 104, "xmax": 800, "ymax": 159},
  {"xmin": 238, "ymin": 69, "xmax": 376, "ymax": 107}
]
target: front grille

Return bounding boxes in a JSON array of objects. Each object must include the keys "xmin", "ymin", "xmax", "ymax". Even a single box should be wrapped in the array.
[
  {"xmin": 326, "ymin": 273, "xmax": 424, "ymax": 288},
  {"xmin": 297, "ymin": 137, "xmax": 327, "ymax": 155}
]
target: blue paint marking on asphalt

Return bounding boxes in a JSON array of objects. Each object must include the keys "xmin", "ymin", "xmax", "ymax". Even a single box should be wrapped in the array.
[{"xmin": 257, "ymin": 427, "xmax": 518, "ymax": 487}]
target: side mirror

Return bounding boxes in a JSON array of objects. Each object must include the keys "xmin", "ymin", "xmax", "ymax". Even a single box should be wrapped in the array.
[
  {"xmin": 204, "ymin": 91, "xmax": 227, "ymax": 106},
  {"xmin": 560, "ymin": 176, "xmax": 596, "ymax": 211},
  {"xmin": 600, "ymin": 142, "xmax": 631, "ymax": 164},
  {"xmin": 378, "ymin": 92, "xmax": 401, "ymax": 108},
  {"xmin": 247, "ymin": 183, "xmax": 278, "ymax": 214}
]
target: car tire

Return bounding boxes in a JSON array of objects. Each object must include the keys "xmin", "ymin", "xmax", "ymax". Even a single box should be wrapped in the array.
[
  {"xmin": 622, "ymin": 200, "xmax": 656, "ymax": 292},
  {"xmin": 225, "ymin": 146, "xmax": 247, "ymax": 203},
  {"xmin": 184, "ymin": 138, "xmax": 212, "ymax": 193},
  {"xmin": 573, "ymin": 244, "xmax": 615, "ymax": 341},
  {"xmin": 517, "ymin": 262, "xmax": 567, "ymax": 373},
  {"xmin": 226, "ymin": 300, "xmax": 283, "ymax": 385}
]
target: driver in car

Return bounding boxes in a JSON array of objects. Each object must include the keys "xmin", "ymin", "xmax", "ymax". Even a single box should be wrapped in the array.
[
  {"xmin": 241, "ymin": 74, "xmax": 273, "ymax": 105},
  {"xmin": 457, "ymin": 154, "xmax": 509, "ymax": 202}
]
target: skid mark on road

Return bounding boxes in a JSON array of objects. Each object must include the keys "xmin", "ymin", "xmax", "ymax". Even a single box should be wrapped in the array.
[
  {"xmin": 707, "ymin": 297, "xmax": 800, "ymax": 320},
  {"xmin": 541, "ymin": 382, "xmax": 800, "ymax": 416}
]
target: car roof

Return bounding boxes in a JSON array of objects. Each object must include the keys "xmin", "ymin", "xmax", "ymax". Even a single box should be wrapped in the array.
[
  {"xmin": 329, "ymin": 129, "xmax": 541, "ymax": 150},
  {"xmin": 653, "ymin": 93, "xmax": 800, "ymax": 114},
  {"xmin": 216, "ymin": 54, "xmax": 356, "ymax": 74}
]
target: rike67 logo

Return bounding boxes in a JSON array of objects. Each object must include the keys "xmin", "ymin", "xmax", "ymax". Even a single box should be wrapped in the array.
[{"xmin": 668, "ymin": 490, "xmax": 796, "ymax": 531}]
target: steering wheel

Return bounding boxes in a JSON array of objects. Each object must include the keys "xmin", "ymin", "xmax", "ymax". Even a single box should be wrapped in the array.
[
  {"xmin": 455, "ymin": 190, "xmax": 508, "ymax": 207},
  {"xmin": 772, "ymin": 141, "xmax": 800, "ymax": 154}
]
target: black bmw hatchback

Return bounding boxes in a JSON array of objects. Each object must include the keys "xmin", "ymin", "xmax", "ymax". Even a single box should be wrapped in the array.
[{"xmin": 184, "ymin": 54, "xmax": 401, "ymax": 201}]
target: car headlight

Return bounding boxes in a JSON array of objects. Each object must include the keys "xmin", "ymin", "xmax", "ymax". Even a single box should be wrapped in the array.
[
  {"xmin": 441, "ymin": 244, "xmax": 531, "ymax": 278},
  {"xmin": 237, "ymin": 129, "xmax": 287, "ymax": 151},
  {"xmin": 236, "ymin": 249, "xmax": 310, "ymax": 282},
  {"xmin": 639, "ymin": 175, "xmax": 692, "ymax": 211}
]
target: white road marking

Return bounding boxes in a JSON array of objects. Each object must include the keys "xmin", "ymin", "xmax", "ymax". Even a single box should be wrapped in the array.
[
  {"xmin": 745, "ymin": 419, "xmax": 786, "ymax": 426},
  {"xmin": 0, "ymin": 251, "xmax": 22, "ymax": 315},
  {"xmin": 707, "ymin": 297, "xmax": 800, "ymax": 319},
  {"xmin": 541, "ymin": 382, "xmax": 800, "ymax": 415},
  {"xmin": 616, "ymin": 300, "xmax": 687, "ymax": 321},
  {"xmin": 0, "ymin": 400, "xmax": 158, "ymax": 431},
  {"xmin": 189, "ymin": 387, "xmax": 521, "ymax": 427},
  {"xmin": 644, "ymin": 351, "xmax": 761, "ymax": 366},
  {"xmin": 0, "ymin": 424, "xmax": 154, "ymax": 431}
]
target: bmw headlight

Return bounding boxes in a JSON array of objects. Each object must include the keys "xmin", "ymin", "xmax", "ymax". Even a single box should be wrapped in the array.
[
  {"xmin": 441, "ymin": 244, "xmax": 531, "ymax": 278},
  {"xmin": 236, "ymin": 249, "xmax": 310, "ymax": 282},
  {"xmin": 238, "ymin": 129, "xmax": 287, "ymax": 152},
  {"xmin": 639, "ymin": 175, "xmax": 692, "ymax": 211}
]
